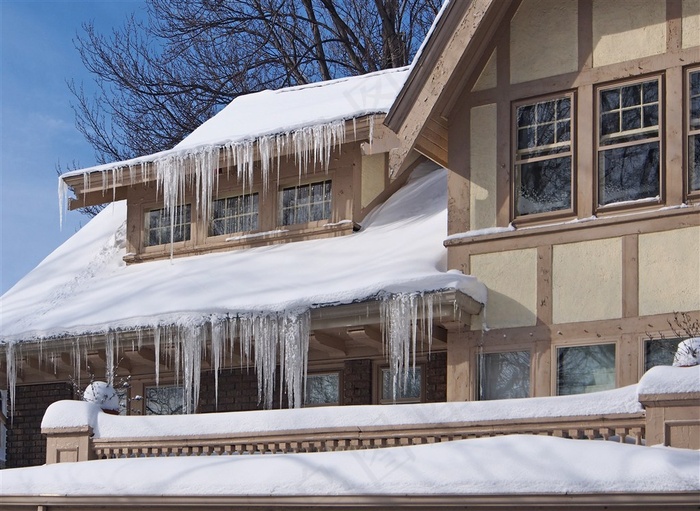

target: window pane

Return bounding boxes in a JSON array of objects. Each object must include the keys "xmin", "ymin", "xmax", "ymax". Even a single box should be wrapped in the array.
[
  {"xmin": 516, "ymin": 157, "xmax": 571, "ymax": 215},
  {"xmin": 598, "ymin": 141, "xmax": 660, "ymax": 205},
  {"xmin": 145, "ymin": 386, "xmax": 187, "ymax": 415},
  {"xmin": 557, "ymin": 344, "xmax": 615, "ymax": 395},
  {"xmin": 145, "ymin": 205, "xmax": 191, "ymax": 246},
  {"xmin": 209, "ymin": 193, "xmax": 259, "ymax": 236},
  {"xmin": 621, "ymin": 84, "xmax": 641, "ymax": 107},
  {"xmin": 381, "ymin": 367, "xmax": 421, "ymax": 401},
  {"xmin": 478, "ymin": 351, "xmax": 530, "ymax": 400},
  {"xmin": 690, "ymin": 134, "xmax": 700, "ymax": 192},
  {"xmin": 645, "ymin": 338, "xmax": 681, "ymax": 372},
  {"xmin": 600, "ymin": 89, "xmax": 620, "ymax": 112},
  {"xmin": 305, "ymin": 373, "xmax": 340, "ymax": 406},
  {"xmin": 281, "ymin": 181, "xmax": 331, "ymax": 225},
  {"xmin": 621, "ymin": 109, "xmax": 641, "ymax": 131}
]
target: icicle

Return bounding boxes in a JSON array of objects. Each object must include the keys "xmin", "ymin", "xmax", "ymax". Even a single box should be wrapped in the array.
[
  {"xmin": 281, "ymin": 311, "xmax": 310, "ymax": 409},
  {"xmin": 105, "ymin": 331, "xmax": 115, "ymax": 386},
  {"xmin": 211, "ymin": 316, "xmax": 226, "ymax": 409},
  {"xmin": 6, "ymin": 342, "xmax": 17, "ymax": 420},
  {"xmin": 154, "ymin": 326, "xmax": 161, "ymax": 386}
]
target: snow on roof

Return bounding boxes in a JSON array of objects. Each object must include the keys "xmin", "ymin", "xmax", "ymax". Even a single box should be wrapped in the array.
[
  {"xmin": 43, "ymin": 384, "xmax": 643, "ymax": 436},
  {"xmin": 60, "ymin": 67, "xmax": 410, "ymax": 179},
  {"xmin": 1, "ymin": 165, "xmax": 485, "ymax": 343},
  {"xmin": 3, "ymin": 435, "xmax": 698, "ymax": 497}
]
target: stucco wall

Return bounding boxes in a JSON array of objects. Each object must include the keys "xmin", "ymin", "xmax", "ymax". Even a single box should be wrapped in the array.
[
  {"xmin": 470, "ymin": 248, "xmax": 538, "ymax": 330},
  {"xmin": 552, "ymin": 238, "xmax": 622, "ymax": 324},
  {"xmin": 472, "ymin": 49, "xmax": 497, "ymax": 92},
  {"xmin": 592, "ymin": 0, "xmax": 666, "ymax": 68},
  {"xmin": 638, "ymin": 226, "xmax": 700, "ymax": 316},
  {"xmin": 683, "ymin": 0, "xmax": 700, "ymax": 49},
  {"xmin": 361, "ymin": 153, "xmax": 385, "ymax": 208},
  {"xmin": 469, "ymin": 104, "xmax": 497, "ymax": 231},
  {"xmin": 510, "ymin": 0, "xmax": 578, "ymax": 84}
]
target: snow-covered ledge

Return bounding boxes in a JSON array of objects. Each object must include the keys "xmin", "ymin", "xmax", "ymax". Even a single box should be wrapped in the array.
[{"xmin": 637, "ymin": 365, "xmax": 700, "ymax": 449}]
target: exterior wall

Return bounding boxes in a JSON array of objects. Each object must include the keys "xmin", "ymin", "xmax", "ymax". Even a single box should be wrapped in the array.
[
  {"xmin": 7, "ymin": 382, "xmax": 74, "ymax": 468},
  {"xmin": 442, "ymin": 0, "xmax": 700, "ymax": 401}
]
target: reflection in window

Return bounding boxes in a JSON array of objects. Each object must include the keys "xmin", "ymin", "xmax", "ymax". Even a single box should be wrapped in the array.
[
  {"xmin": 689, "ymin": 70, "xmax": 700, "ymax": 192},
  {"xmin": 598, "ymin": 79, "xmax": 660, "ymax": 206},
  {"xmin": 514, "ymin": 95, "xmax": 573, "ymax": 216},
  {"xmin": 281, "ymin": 180, "xmax": 331, "ymax": 225},
  {"xmin": 145, "ymin": 385, "xmax": 188, "ymax": 415},
  {"xmin": 305, "ymin": 372, "xmax": 340, "ymax": 406},
  {"xmin": 145, "ymin": 205, "xmax": 191, "ymax": 246},
  {"xmin": 644, "ymin": 338, "xmax": 681, "ymax": 372},
  {"xmin": 381, "ymin": 366, "xmax": 422, "ymax": 403},
  {"xmin": 210, "ymin": 193, "xmax": 259, "ymax": 236},
  {"xmin": 478, "ymin": 351, "xmax": 530, "ymax": 400},
  {"xmin": 557, "ymin": 344, "xmax": 615, "ymax": 395}
]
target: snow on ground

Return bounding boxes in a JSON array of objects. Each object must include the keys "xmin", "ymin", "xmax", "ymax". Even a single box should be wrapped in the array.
[
  {"xmin": 2, "ymin": 435, "xmax": 698, "ymax": 496},
  {"xmin": 43, "ymin": 384, "xmax": 642, "ymax": 438},
  {"xmin": 2, "ymin": 165, "xmax": 484, "ymax": 342},
  {"xmin": 638, "ymin": 364, "xmax": 700, "ymax": 396}
]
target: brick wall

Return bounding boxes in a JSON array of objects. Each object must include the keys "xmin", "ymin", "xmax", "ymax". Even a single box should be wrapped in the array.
[
  {"xmin": 425, "ymin": 352, "xmax": 447, "ymax": 402},
  {"xmin": 7, "ymin": 382, "xmax": 75, "ymax": 468},
  {"xmin": 199, "ymin": 368, "xmax": 266, "ymax": 413},
  {"xmin": 343, "ymin": 359, "xmax": 373, "ymax": 405}
]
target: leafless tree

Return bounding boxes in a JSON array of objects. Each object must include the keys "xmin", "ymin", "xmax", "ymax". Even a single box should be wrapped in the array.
[{"xmin": 71, "ymin": 0, "xmax": 441, "ymax": 170}]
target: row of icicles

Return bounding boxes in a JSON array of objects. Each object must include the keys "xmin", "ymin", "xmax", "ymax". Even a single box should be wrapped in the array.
[{"xmin": 4, "ymin": 292, "xmax": 441, "ymax": 418}]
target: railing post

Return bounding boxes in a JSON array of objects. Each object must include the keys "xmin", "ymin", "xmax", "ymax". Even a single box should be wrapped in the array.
[
  {"xmin": 42, "ymin": 426, "xmax": 94, "ymax": 464},
  {"xmin": 638, "ymin": 391, "xmax": 700, "ymax": 449}
]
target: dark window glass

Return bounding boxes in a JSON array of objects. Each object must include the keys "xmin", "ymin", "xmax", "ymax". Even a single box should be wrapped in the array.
[
  {"xmin": 478, "ymin": 351, "xmax": 530, "ymax": 400},
  {"xmin": 557, "ymin": 344, "xmax": 615, "ymax": 396},
  {"xmin": 305, "ymin": 373, "xmax": 340, "ymax": 406},
  {"xmin": 644, "ymin": 338, "xmax": 681, "ymax": 372},
  {"xmin": 381, "ymin": 367, "xmax": 422, "ymax": 402},
  {"xmin": 209, "ymin": 193, "xmax": 258, "ymax": 236},
  {"xmin": 281, "ymin": 180, "xmax": 332, "ymax": 225},
  {"xmin": 145, "ymin": 204, "xmax": 191, "ymax": 246},
  {"xmin": 598, "ymin": 141, "xmax": 660, "ymax": 205}
]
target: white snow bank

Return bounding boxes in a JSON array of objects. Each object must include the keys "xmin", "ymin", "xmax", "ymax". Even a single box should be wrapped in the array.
[
  {"xmin": 638, "ymin": 365, "xmax": 700, "ymax": 396},
  {"xmin": 2, "ymin": 166, "xmax": 484, "ymax": 341},
  {"xmin": 43, "ymin": 384, "xmax": 642, "ymax": 438},
  {"xmin": 3, "ymin": 435, "xmax": 698, "ymax": 497},
  {"xmin": 674, "ymin": 337, "xmax": 700, "ymax": 367}
]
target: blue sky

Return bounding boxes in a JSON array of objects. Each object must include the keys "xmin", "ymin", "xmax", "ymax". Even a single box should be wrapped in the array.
[{"xmin": 1, "ymin": 0, "xmax": 144, "ymax": 294}]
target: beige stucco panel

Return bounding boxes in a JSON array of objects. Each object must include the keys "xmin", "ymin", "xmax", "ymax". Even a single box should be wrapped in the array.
[
  {"xmin": 510, "ymin": 0, "xmax": 578, "ymax": 84},
  {"xmin": 592, "ymin": 0, "xmax": 666, "ymax": 68},
  {"xmin": 361, "ymin": 154, "xmax": 385, "ymax": 208},
  {"xmin": 472, "ymin": 48, "xmax": 497, "ymax": 92},
  {"xmin": 553, "ymin": 238, "xmax": 622, "ymax": 324},
  {"xmin": 683, "ymin": 0, "xmax": 700, "ymax": 49},
  {"xmin": 471, "ymin": 249, "xmax": 538, "ymax": 330},
  {"xmin": 639, "ymin": 227, "xmax": 700, "ymax": 316},
  {"xmin": 470, "ymin": 104, "xmax": 497, "ymax": 231}
]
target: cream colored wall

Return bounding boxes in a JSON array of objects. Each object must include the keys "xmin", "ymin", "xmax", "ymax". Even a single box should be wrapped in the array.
[
  {"xmin": 469, "ymin": 104, "xmax": 497, "ymax": 231},
  {"xmin": 592, "ymin": 0, "xmax": 666, "ymax": 68},
  {"xmin": 361, "ymin": 154, "xmax": 385, "ymax": 208},
  {"xmin": 639, "ymin": 226, "xmax": 700, "ymax": 316},
  {"xmin": 510, "ymin": 0, "xmax": 578, "ymax": 84},
  {"xmin": 472, "ymin": 49, "xmax": 497, "ymax": 92},
  {"xmin": 470, "ymin": 249, "xmax": 538, "ymax": 330},
  {"xmin": 683, "ymin": 0, "xmax": 700, "ymax": 49},
  {"xmin": 552, "ymin": 238, "xmax": 622, "ymax": 324}
]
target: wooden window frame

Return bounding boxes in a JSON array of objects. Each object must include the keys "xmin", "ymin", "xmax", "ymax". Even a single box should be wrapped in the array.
[
  {"xmin": 142, "ymin": 203, "xmax": 193, "ymax": 251},
  {"xmin": 511, "ymin": 91, "xmax": 576, "ymax": 223},
  {"xmin": 279, "ymin": 178, "xmax": 333, "ymax": 228},
  {"xmin": 208, "ymin": 191, "xmax": 260, "ymax": 239},
  {"xmin": 553, "ymin": 340, "xmax": 617, "ymax": 396},
  {"xmin": 304, "ymin": 370, "xmax": 342, "ymax": 407},
  {"xmin": 376, "ymin": 364, "xmax": 425, "ymax": 405},
  {"xmin": 595, "ymin": 75, "xmax": 664, "ymax": 212},
  {"xmin": 686, "ymin": 66, "xmax": 700, "ymax": 200}
]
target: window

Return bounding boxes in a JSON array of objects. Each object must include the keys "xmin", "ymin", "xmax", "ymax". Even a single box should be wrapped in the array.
[
  {"xmin": 145, "ymin": 385, "xmax": 188, "ymax": 415},
  {"xmin": 597, "ymin": 78, "xmax": 661, "ymax": 206},
  {"xmin": 380, "ymin": 366, "xmax": 422, "ymax": 403},
  {"xmin": 305, "ymin": 372, "xmax": 340, "ymax": 406},
  {"xmin": 644, "ymin": 338, "xmax": 681, "ymax": 372},
  {"xmin": 210, "ymin": 193, "xmax": 259, "ymax": 236},
  {"xmin": 688, "ymin": 69, "xmax": 700, "ymax": 193},
  {"xmin": 557, "ymin": 343, "xmax": 615, "ymax": 395},
  {"xmin": 144, "ymin": 205, "xmax": 191, "ymax": 246},
  {"xmin": 514, "ymin": 94, "xmax": 573, "ymax": 216},
  {"xmin": 478, "ymin": 351, "xmax": 530, "ymax": 400},
  {"xmin": 281, "ymin": 180, "xmax": 331, "ymax": 225}
]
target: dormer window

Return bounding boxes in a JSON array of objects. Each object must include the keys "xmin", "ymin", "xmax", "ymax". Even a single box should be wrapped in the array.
[
  {"xmin": 144, "ymin": 204, "xmax": 191, "ymax": 246},
  {"xmin": 281, "ymin": 180, "xmax": 332, "ymax": 225},
  {"xmin": 209, "ymin": 193, "xmax": 259, "ymax": 236}
]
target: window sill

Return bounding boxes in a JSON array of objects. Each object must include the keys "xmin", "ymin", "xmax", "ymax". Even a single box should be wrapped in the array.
[{"xmin": 444, "ymin": 203, "xmax": 699, "ymax": 248}]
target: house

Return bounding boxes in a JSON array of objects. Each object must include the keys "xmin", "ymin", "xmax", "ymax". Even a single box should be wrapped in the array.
[{"xmin": 0, "ymin": 0, "xmax": 698, "ymax": 500}]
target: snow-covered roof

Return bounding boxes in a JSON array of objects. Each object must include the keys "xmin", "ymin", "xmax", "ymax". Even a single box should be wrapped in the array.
[
  {"xmin": 1, "ymin": 165, "xmax": 485, "ymax": 343},
  {"xmin": 3, "ymin": 436, "xmax": 698, "ymax": 497},
  {"xmin": 60, "ymin": 67, "xmax": 410, "ymax": 179}
]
